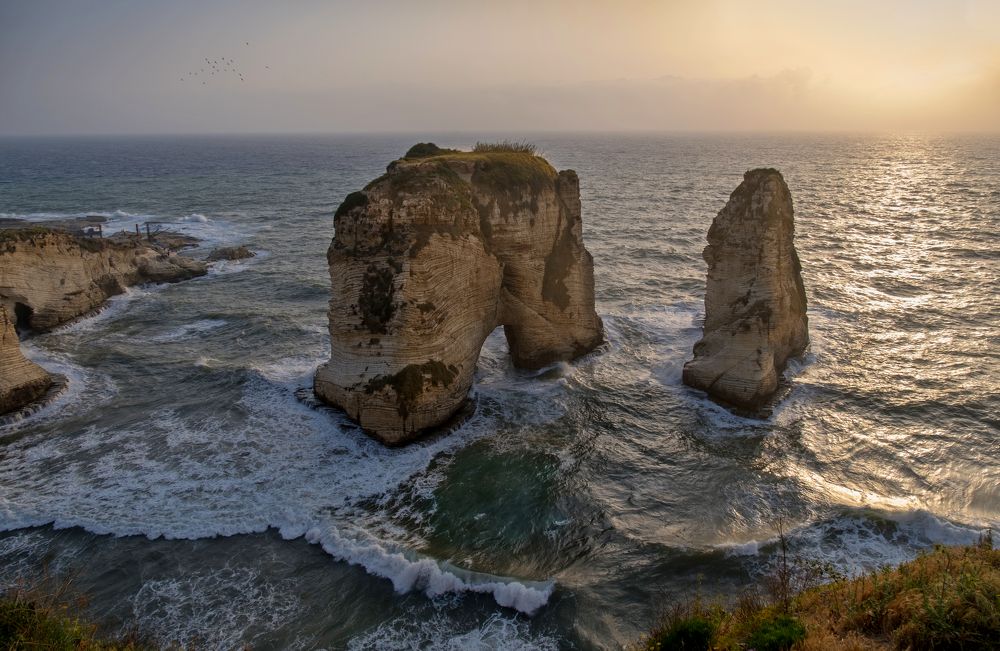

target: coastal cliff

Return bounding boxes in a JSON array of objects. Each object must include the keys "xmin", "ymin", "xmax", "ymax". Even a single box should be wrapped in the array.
[
  {"xmin": 315, "ymin": 143, "xmax": 604, "ymax": 444},
  {"xmin": 682, "ymin": 169, "xmax": 808, "ymax": 412},
  {"xmin": 0, "ymin": 229, "xmax": 207, "ymax": 332},
  {"xmin": 0, "ymin": 305, "xmax": 52, "ymax": 415},
  {"xmin": 0, "ymin": 229, "xmax": 207, "ymax": 415}
]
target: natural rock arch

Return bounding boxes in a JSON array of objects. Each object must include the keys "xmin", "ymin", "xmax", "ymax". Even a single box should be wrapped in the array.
[{"xmin": 314, "ymin": 144, "xmax": 604, "ymax": 444}]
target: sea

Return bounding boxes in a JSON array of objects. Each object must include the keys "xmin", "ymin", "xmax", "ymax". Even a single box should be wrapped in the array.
[{"xmin": 0, "ymin": 133, "xmax": 997, "ymax": 649}]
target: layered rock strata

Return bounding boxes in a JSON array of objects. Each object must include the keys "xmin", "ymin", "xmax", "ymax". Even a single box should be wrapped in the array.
[
  {"xmin": 0, "ymin": 229, "xmax": 207, "ymax": 332},
  {"xmin": 0, "ymin": 304, "xmax": 52, "ymax": 415},
  {"xmin": 682, "ymin": 168, "xmax": 808, "ymax": 412},
  {"xmin": 315, "ymin": 144, "xmax": 604, "ymax": 444}
]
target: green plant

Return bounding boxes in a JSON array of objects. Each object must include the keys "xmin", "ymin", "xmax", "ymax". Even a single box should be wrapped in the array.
[
  {"xmin": 641, "ymin": 599, "xmax": 721, "ymax": 651},
  {"xmin": 334, "ymin": 190, "xmax": 368, "ymax": 218},
  {"xmin": 653, "ymin": 615, "xmax": 715, "ymax": 650},
  {"xmin": 745, "ymin": 613, "xmax": 806, "ymax": 651},
  {"xmin": 472, "ymin": 140, "xmax": 537, "ymax": 155},
  {"xmin": 404, "ymin": 142, "xmax": 459, "ymax": 158},
  {"xmin": 1, "ymin": 577, "xmax": 151, "ymax": 650}
]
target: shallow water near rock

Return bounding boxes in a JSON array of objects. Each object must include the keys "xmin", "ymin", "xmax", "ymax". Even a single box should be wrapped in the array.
[{"xmin": 0, "ymin": 133, "xmax": 997, "ymax": 649}]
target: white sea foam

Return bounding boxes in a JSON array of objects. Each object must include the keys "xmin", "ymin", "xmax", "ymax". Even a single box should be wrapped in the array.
[
  {"xmin": 716, "ymin": 508, "xmax": 989, "ymax": 576},
  {"xmin": 347, "ymin": 612, "xmax": 560, "ymax": 650},
  {"xmin": 147, "ymin": 319, "xmax": 227, "ymax": 343},
  {"xmin": 46, "ymin": 285, "xmax": 159, "ymax": 335},
  {"xmin": 0, "ymin": 343, "xmax": 115, "ymax": 433},
  {"xmin": 202, "ymin": 249, "xmax": 270, "ymax": 277},
  {"xmin": 0, "ymin": 357, "xmax": 556, "ymax": 614},
  {"xmin": 130, "ymin": 566, "xmax": 300, "ymax": 650},
  {"xmin": 0, "ymin": 530, "xmax": 54, "ymax": 587},
  {"xmin": 303, "ymin": 525, "xmax": 552, "ymax": 615}
]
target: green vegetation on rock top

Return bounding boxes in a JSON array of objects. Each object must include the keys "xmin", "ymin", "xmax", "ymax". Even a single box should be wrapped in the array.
[
  {"xmin": 395, "ymin": 142, "xmax": 556, "ymax": 185},
  {"xmin": 404, "ymin": 142, "xmax": 460, "ymax": 158}
]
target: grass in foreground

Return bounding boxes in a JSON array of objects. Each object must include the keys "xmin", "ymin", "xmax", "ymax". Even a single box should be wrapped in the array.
[
  {"xmin": 0, "ymin": 578, "xmax": 151, "ymax": 650},
  {"xmin": 639, "ymin": 533, "xmax": 998, "ymax": 651}
]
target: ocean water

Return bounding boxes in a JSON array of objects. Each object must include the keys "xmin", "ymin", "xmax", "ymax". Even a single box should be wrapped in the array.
[{"xmin": 0, "ymin": 133, "xmax": 997, "ymax": 649}]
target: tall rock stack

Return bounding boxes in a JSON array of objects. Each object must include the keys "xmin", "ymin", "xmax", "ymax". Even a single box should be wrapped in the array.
[
  {"xmin": 315, "ymin": 144, "xmax": 604, "ymax": 444},
  {"xmin": 683, "ymin": 168, "xmax": 808, "ymax": 412},
  {"xmin": 0, "ymin": 304, "xmax": 52, "ymax": 415}
]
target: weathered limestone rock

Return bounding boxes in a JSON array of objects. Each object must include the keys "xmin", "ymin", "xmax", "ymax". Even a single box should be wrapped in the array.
[
  {"xmin": 0, "ymin": 304, "xmax": 52, "ymax": 415},
  {"xmin": 207, "ymin": 245, "xmax": 255, "ymax": 262},
  {"xmin": 0, "ymin": 229, "xmax": 207, "ymax": 332},
  {"xmin": 315, "ymin": 144, "xmax": 604, "ymax": 444},
  {"xmin": 682, "ymin": 169, "xmax": 808, "ymax": 412}
]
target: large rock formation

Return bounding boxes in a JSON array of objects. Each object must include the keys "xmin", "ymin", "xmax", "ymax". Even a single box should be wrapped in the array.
[
  {"xmin": 0, "ymin": 304, "xmax": 52, "ymax": 415},
  {"xmin": 0, "ymin": 229, "xmax": 207, "ymax": 332},
  {"xmin": 315, "ymin": 144, "xmax": 604, "ymax": 444},
  {"xmin": 683, "ymin": 169, "xmax": 808, "ymax": 412}
]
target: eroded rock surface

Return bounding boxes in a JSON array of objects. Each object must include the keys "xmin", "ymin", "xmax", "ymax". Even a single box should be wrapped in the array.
[
  {"xmin": 315, "ymin": 144, "xmax": 604, "ymax": 444},
  {"xmin": 0, "ymin": 229, "xmax": 207, "ymax": 332},
  {"xmin": 682, "ymin": 168, "xmax": 808, "ymax": 412},
  {"xmin": 0, "ymin": 304, "xmax": 52, "ymax": 415},
  {"xmin": 207, "ymin": 245, "xmax": 255, "ymax": 262}
]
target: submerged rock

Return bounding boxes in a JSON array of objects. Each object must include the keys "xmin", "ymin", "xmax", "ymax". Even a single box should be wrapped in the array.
[
  {"xmin": 0, "ymin": 304, "xmax": 52, "ymax": 415},
  {"xmin": 0, "ymin": 229, "xmax": 207, "ymax": 332},
  {"xmin": 682, "ymin": 168, "xmax": 808, "ymax": 413},
  {"xmin": 206, "ymin": 245, "xmax": 255, "ymax": 262},
  {"xmin": 146, "ymin": 231, "xmax": 201, "ymax": 251},
  {"xmin": 315, "ymin": 144, "xmax": 604, "ymax": 444}
]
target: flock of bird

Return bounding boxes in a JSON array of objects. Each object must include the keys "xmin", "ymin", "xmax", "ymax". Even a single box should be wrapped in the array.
[{"xmin": 180, "ymin": 42, "xmax": 269, "ymax": 84}]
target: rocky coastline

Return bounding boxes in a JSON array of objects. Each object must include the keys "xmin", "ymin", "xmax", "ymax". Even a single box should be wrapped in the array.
[{"xmin": 0, "ymin": 227, "xmax": 209, "ymax": 415}]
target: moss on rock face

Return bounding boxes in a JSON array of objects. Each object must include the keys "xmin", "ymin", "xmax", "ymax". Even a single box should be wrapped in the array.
[
  {"xmin": 358, "ymin": 263, "xmax": 396, "ymax": 334},
  {"xmin": 541, "ymin": 220, "xmax": 576, "ymax": 310},
  {"xmin": 470, "ymin": 154, "xmax": 554, "ymax": 197},
  {"xmin": 364, "ymin": 360, "xmax": 459, "ymax": 417},
  {"xmin": 335, "ymin": 191, "xmax": 368, "ymax": 219}
]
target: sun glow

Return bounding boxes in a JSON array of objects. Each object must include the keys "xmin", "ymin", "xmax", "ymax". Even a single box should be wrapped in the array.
[{"xmin": 0, "ymin": 0, "xmax": 997, "ymax": 134}]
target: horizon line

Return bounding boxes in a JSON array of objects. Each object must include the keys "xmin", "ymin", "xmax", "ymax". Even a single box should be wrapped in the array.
[{"xmin": 2, "ymin": 127, "xmax": 999, "ymax": 139}]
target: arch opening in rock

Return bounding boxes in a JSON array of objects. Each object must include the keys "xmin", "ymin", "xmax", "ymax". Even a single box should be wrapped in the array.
[
  {"xmin": 13, "ymin": 302, "xmax": 33, "ymax": 338},
  {"xmin": 314, "ymin": 144, "xmax": 604, "ymax": 445}
]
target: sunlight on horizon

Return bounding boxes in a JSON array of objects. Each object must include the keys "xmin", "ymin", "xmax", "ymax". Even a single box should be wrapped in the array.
[{"xmin": 0, "ymin": 0, "xmax": 997, "ymax": 134}]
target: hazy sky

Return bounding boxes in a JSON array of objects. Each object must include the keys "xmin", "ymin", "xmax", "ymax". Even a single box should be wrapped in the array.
[{"xmin": 1, "ymin": 0, "xmax": 997, "ymax": 135}]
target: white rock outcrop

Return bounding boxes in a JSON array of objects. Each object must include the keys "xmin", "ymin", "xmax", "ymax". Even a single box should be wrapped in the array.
[
  {"xmin": 0, "ymin": 229, "xmax": 207, "ymax": 414},
  {"xmin": 0, "ymin": 230, "xmax": 206, "ymax": 331},
  {"xmin": 315, "ymin": 144, "xmax": 604, "ymax": 444},
  {"xmin": 0, "ymin": 304, "xmax": 52, "ymax": 415},
  {"xmin": 683, "ymin": 168, "xmax": 808, "ymax": 412}
]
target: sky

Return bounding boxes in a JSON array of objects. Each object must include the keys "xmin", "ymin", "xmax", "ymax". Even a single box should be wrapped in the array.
[{"xmin": 1, "ymin": 0, "xmax": 998, "ymax": 135}]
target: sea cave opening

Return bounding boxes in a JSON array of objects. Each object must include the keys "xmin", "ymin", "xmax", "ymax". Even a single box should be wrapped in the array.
[{"xmin": 13, "ymin": 302, "xmax": 33, "ymax": 338}]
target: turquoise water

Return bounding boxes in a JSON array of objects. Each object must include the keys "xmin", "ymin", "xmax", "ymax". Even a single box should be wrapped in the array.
[{"xmin": 1, "ymin": 134, "xmax": 997, "ymax": 649}]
